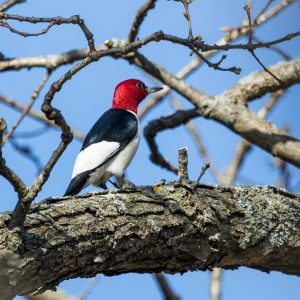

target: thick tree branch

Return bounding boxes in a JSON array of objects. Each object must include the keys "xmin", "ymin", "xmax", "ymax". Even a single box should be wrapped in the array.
[
  {"xmin": 225, "ymin": 57, "xmax": 300, "ymax": 102},
  {"xmin": 131, "ymin": 53, "xmax": 300, "ymax": 168},
  {"xmin": 0, "ymin": 183, "xmax": 299, "ymax": 300}
]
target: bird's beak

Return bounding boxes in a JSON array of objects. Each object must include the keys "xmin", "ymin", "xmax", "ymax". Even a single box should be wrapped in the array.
[{"xmin": 146, "ymin": 86, "xmax": 163, "ymax": 93}]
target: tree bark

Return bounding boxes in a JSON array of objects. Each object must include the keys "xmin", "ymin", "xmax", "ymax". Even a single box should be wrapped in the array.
[{"xmin": 0, "ymin": 182, "xmax": 299, "ymax": 299}]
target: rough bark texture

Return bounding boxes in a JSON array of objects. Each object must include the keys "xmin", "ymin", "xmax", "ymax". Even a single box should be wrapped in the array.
[{"xmin": 0, "ymin": 182, "xmax": 299, "ymax": 300}]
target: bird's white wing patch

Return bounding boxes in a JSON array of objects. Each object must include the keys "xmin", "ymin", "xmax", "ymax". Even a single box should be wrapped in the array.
[{"xmin": 71, "ymin": 141, "xmax": 120, "ymax": 178}]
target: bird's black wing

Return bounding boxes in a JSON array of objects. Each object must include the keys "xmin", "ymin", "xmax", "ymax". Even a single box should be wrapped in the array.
[{"xmin": 81, "ymin": 108, "xmax": 138, "ymax": 151}]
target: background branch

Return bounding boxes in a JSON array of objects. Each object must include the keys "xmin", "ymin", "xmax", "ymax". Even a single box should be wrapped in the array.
[
  {"xmin": 128, "ymin": 0, "xmax": 156, "ymax": 42},
  {"xmin": 0, "ymin": 0, "xmax": 24, "ymax": 12}
]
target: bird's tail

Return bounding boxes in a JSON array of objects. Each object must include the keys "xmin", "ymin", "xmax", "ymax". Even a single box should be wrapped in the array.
[{"xmin": 64, "ymin": 172, "xmax": 90, "ymax": 196}]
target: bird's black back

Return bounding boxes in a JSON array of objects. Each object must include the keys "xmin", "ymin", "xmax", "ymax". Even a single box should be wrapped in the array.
[{"xmin": 81, "ymin": 108, "xmax": 138, "ymax": 151}]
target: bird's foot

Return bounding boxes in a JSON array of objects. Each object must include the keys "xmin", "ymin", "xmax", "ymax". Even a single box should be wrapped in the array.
[{"xmin": 116, "ymin": 176, "xmax": 137, "ymax": 190}]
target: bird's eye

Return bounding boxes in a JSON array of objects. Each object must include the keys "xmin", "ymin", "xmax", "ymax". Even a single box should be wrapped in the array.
[{"xmin": 136, "ymin": 82, "xmax": 144, "ymax": 89}]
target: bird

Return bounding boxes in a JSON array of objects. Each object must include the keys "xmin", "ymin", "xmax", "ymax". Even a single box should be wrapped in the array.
[{"xmin": 64, "ymin": 79, "xmax": 163, "ymax": 196}]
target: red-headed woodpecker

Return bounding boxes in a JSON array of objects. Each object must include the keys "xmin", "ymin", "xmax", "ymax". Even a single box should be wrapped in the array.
[{"xmin": 64, "ymin": 79, "xmax": 163, "ymax": 196}]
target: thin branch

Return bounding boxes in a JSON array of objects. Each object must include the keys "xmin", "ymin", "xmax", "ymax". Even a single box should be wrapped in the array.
[
  {"xmin": 244, "ymin": 4, "xmax": 283, "ymax": 84},
  {"xmin": 252, "ymin": 36, "xmax": 292, "ymax": 61},
  {"xmin": 180, "ymin": 0, "xmax": 193, "ymax": 39},
  {"xmin": 0, "ymin": 94, "xmax": 85, "ymax": 141},
  {"xmin": 0, "ymin": 0, "xmax": 24, "ymax": 12},
  {"xmin": 0, "ymin": 13, "xmax": 96, "ymax": 52},
  {"xmin": 210, "ymin": 268, "xmax": 222, "ymax": 300},
  {"xmin": 11, "ymin": 126, "xmax": 50, "ymax": 139},
  {"xmin": 3, "ymin": 71, "xmax": 51, "ymax": 143},
  {"xmin": 0, "ymin": 118, "xmax": 28, "ymax": 199},
  {"xmin": 0, "ymin": 0, "xmax": 295, "ymax": 74},
  {"xmin": 190, "ymin": 48, "xmax": 241, "ymax": 74},
  {"xmin": 195, "ymin": 163, "xmax": 210, "ymax": 186},
  {"xmin": 77, "ymin": 276, "xmax": 99, "ymax": 300},
  {"xmin": 128, "ymin": 0, "xmax": 156, "ymax": 42},
  {"xmin": 154, "ymin": 30, "xmax": 300, "ymax": 54},
  {"xmin": 154, "ymin": 273, "xmax": 180, "ymax": 300}
]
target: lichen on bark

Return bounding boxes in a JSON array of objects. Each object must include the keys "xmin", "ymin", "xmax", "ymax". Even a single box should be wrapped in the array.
[{"xmin": 0, "ymin": 182, "xmax": 299, "ymax": 300}]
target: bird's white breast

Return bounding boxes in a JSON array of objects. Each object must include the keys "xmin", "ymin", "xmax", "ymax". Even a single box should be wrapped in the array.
[
  {"xmin": 106, "ymin": 128, "xmax": 140, "ymax": 177},
  {"xmin": 71, "ymin": 110, "xmax": 140, "ymax": 180}
]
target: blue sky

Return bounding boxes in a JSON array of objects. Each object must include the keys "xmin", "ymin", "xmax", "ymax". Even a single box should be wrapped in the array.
[{"xmin": 0, "ymin": 0, "xmax": 299, "ymax": 299}]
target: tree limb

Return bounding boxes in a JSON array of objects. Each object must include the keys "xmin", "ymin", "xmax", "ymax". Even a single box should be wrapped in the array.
[
  {"xmin": 0, "ymin": 183, "xmax": 299, "ymax": 299},
  {"xmin": 131, "ymin": 54, "xmax": 300, "ymax": 168}
]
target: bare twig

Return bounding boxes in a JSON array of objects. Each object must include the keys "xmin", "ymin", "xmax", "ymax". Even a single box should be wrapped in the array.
[
  {"xmin": 0, "ymin": 13, "xmax": 96, "ymax": 52},
  {"xmin": 178, "ymin": 147, "xmax": 189, "ymax": 182},
  {"xmin": 0, "ymin": 0, "xmax": 24, "ymax": 12},
  {"xmin": 190, "ymin": 48, "xmax": 241, "ymax": 74},
  {"xmin": 180, "ymin": 0, "xmax": 193, "ymax": 39},
  {"xmin": 3, "ymin": 71, "xmax": 51, "ymax": 143},
  {"xmin": 128, "ymin": 0, "xmax": 156, "ymax": 42},
  {"xmin": 244, "ymin": 4, "xmax": 283, "ymax": 85},
  {"xmin": 195, "ymin": 163, "xmax": 210, "ymax": 186},
  {"xmin": 252, "ymin": 36, "xmax": 291, "ymax": 61},
  {"xmin": 154, "ymin": 273, "xmax": 180, "ymax": 300}
]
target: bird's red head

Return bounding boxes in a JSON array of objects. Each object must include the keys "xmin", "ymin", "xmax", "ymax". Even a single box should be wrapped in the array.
[{"xmin": 112, "ymin": 79, "xmax": 162, "ymax": 113}]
